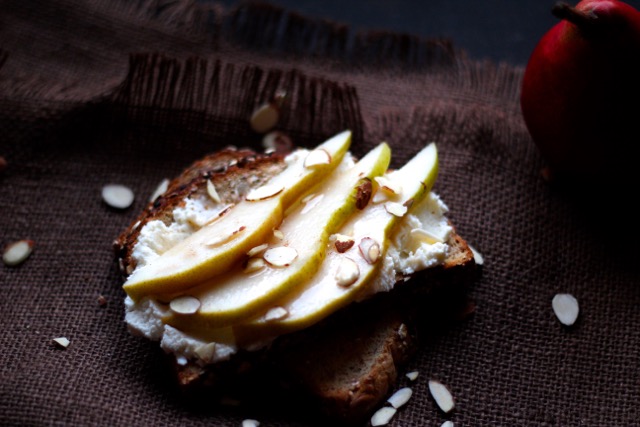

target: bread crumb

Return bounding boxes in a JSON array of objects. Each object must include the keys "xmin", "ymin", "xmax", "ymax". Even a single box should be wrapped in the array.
[{"xmin": 406, "ymin": 371, "xmax": 419, "ymax": 381}]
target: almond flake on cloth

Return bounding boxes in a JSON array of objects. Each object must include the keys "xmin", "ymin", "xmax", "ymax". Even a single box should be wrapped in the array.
[{"xmin": 552, "ymin": 293, "xmax": 579, "ymax": 326}]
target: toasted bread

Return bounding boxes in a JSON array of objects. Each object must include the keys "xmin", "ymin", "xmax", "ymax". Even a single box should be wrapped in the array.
[{"xmin": 114, "ymin": 144, "xmax": 476, "ymax": 425}]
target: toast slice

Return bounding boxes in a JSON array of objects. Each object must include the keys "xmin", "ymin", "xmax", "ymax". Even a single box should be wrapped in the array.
[{"xmin": 114, "ymin": 144, "xmax": 476, "ymax": 425}]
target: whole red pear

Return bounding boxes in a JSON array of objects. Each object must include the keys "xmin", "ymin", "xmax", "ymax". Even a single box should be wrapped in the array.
[{"xmin": 521, "ymin": 0, "xmax": 640, "ymax": 185}]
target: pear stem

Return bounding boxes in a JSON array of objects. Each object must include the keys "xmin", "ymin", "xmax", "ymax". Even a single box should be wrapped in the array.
[{"xmin": 552, "ymin": 2, "xmax": 599, "ymax": 32}]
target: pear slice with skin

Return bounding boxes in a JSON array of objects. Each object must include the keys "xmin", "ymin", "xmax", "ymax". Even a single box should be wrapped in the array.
[
  {"xmin": 123, "ymin": 130, "xmax": 352, "ymax": 301},
  {"xmin": 232, "ymin": 143, "xmax": 438, "ymax": 343},
  {"xmin": 166, "ymin": 142, "xmax": 392, "ymax": 329}
]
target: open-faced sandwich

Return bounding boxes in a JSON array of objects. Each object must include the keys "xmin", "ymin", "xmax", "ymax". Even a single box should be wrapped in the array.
[{"xmin": 113, "ymin": 130, "xmax": 476, "ymax": 425}]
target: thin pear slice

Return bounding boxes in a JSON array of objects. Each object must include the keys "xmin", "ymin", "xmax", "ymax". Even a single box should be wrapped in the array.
[
  {"xmin": 166, "ymin": 142, "xmax": 392, "ymax": 329},
  {"xmin": 233, "ymin": 143, "xmax": 438, "ymax": 342},
  {"xmin": 123, "ymin": 130, "xmax": 352, "ymax": 301}
]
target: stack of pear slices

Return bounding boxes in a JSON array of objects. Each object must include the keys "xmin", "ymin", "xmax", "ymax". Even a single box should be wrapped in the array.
[{"xmin": 124, "ymin": 130, "xmax": 440, "ymax": 347}]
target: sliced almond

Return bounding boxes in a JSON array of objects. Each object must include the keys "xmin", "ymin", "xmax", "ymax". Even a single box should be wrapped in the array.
[
  {"xmin": 2, "ymin": 239, "xmax": 34, "ymax": 267},
  {"xmin": 301, "ymin": 193, "xmax": 324, "ymax": 214},
  {"xmin": 469, "ymin": 244, "xmax": 484, "ymax": 265},
  {"xmin": 250, "ymin": 102, "xmax": 279, "ymax": 134},
  {"xmin": 387, "ymin": 387, "xmax": 413, "ymax": 409},
  {"xmin": 375, "ymin": 176, "xmax": 402, "ymax": 195},
  {"xmin": 263, "ymin": 306, "xmax": 288, "ymax": 321},
  {"xmin": 246, "ymin": 184, "xmax": 284, "ymax": 201},
  {"xmin": 262, "ymin": 131, "xmax": 293, "ymax": 153},
  {"xmin": 358, "ymin": 237, "xmax": 381, "ymax": 264},
  {"xmin": 206, "ymin": 179, "xmax": 222, "ymax": 203},
  {"xmin": 370, "ymin": 406, "xmax": 397, "ymax": 426},
  {"xmin": 384, "ymin": 201, "xmax": 408, "ymax": 217},
  {"xmin": 273, "ymin": 229, "xmax": 284, "ymax": 240},
  {"xmin": 149, "ymin": 178, "xmax": 169, "ymax": 202},
  {"xmin": 406, "ymin": 371, "xmax": 419, "ymax": 381},
  {"xmin": 335, "ymin": 257, "xmax": 360, "ymax": 287},
  {"xmin": 247, "ymin": 243, "xmax": 269, "ymax": 257},
  {"xmin": 263, "ymin": 246, "xmax": 297, "ymax": 267},
  {"xmin": 410, "ymin": 228, "xmax": 444, "ymax": 245},
  {"xmin": 52, "ymin": 337, "xmax": 70, "ymax": 349},
  {"xmin": 244, "ymin": 257, "xmax": 266, "ymax": 274},
  {"xmin": 102, "ymin": 184, "xmax": 135, "ymax": 209},
  {"xmin": 242, "ymin": 420, "xmax": 260, "ymax": 427},
  {"xmin": 169, "ymin": 296, "xmax": 201, "ymax": 315},
  {"xmin": 194, "ymin": 342, "xmax": 217, "ymax": 363},
  {"xmin": 304, "ymin": 148, "xmax": 332, "ymax": 168},
  {"xmin": 334, "ymin": 234, "xmax": 355, "ymax": 253},
  {"xmin": 428, "ymin": 379, "xmax": 455, "ymax": 413},
  {"xmin": 552, "ymin": 293, "xmax": 579, "ymax": 326}
]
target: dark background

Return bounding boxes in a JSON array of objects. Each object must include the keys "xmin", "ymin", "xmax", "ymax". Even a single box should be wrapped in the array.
[{"xmin": 219, "ymin": 0, "xmax": 640, "ymax": 66}]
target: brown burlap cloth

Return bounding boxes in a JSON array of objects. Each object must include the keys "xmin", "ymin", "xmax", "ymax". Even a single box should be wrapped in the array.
[{"xmin": 2, "ymin": 1, "xmax": 639, "ymax": 426}]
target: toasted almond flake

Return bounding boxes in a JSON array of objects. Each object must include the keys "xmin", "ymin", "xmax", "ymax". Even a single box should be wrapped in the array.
[
  {"xmin": 242, "ymin": 420, "xmax": 260, "ymax": 427},
  {"xmin": 387, "ymin": 387, "xmax": 413, "ymax": 408},
  {"xmin": 262, "ymin": 131, "xmax": 293, "ymax": 154},
  {"xmin": 149, "ymin": 178, "xmax": 169, "ymax": 202},
  {"xmin": 375, "ymin": 176, "xmax": 402, "ymax": 195},
  {"xmin": 52, "ymin": 337, "xmax": 70, "ymax": 349},
  {"xmin": 206, "ymin": 179, "xmax": 221, "ymax": 203},
  {"xmin": 410, "ymin": 228, "xmax": 444, "ymax": 245},
  {"xmin": 102, "ymin": 184, "xmax": 135, "ymax": 209},
  {"xmin": 247, "ymin": 243, "xmax": 269, "ymax": 257},
  {"xmin": 273, "ymin": 229, "xmax": 284, "ymax": 240},
  {"xmin": 246, "ymin": 184, "xmax": 284, "ymax": 201},
  {"xmin": 263, "ymin": 246, "xmax": 297, "ymax": 267},
  {"xmin": 2, "ymin": 239, "xmax": 34, "ymax": 267},
  {"xmin": 301, "ymin": 194, "xmax": 324, "ymax": 214},
  {"xmin": 552, "ymin": 293, "xmax": 579, "ymax": 326},
  {"xmin": 205, "ymin": 226, "xmax": 246, "ymax": 247},
  {"xmin": 334, "ymin": 235, "xmax": 355, "ymax": 253},
  {"xmin": 304, "ymin": 148, "xmax": 332, "ymax": 168},
  {"xmin": 428, "ymin": 379, "xmax": 455, "ymax": 413},
  {"xmin": 397, "ymin": 323, "xmax": 408, "ymax": 339},
  {"xmin": 194, "ymin": 342, "xmax": 217, "ymax": 363},
  {"xmin": 406, "ymin": 371, "xmax": 419, "ymax": 381},
  {"xmin": 169, "ymin": 296, "xmax": 201, "ymax": 315},
  {"xmin": 370, "ymin": 406, "xmax": 397, "ymax": 426},
  {"xmin": 469, "ymin": 244, "xmax": 484, "ymax": 265},
  {"xmin": 244, "ymin": 257, "xmax": 266, "ymax": 274},
  {"xmin": 263, "ymin": 306, "xmax": 289, "ymax": 321},
  {"xmin": 372, "ymin": 191, "xmax": 389, "ymax": 204},
  {"xmin": 385, "ymin": 202, "xmax": 408, "ymax": 217},
  {"xmin": 250, "ymin": 103, "xmax": 279, "ymax": 133},
  {"xmin": 358, "ymin": 237, "xmax": 381, "ymax": 264},
  {"xmin": 355, "ymin": 178, "xmax": 373, "ymax": 210},
  {"xmin": 335, "ymin": 257, "xmax": 360, "ymax": 287},
  {"xmin": 441, "ymin": 422, "xmax": 454, "ymax": 427}
]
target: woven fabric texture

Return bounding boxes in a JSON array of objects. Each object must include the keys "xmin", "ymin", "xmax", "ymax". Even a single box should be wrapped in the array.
[{"xmin": 1, "ymin": 1, "xmax": 639, "ymax": 426}]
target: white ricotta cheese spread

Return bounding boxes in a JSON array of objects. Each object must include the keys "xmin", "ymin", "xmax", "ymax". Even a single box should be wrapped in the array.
[{"xmin": 124, "ymin": 146, "xmax": 451, "ymax": 366}]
